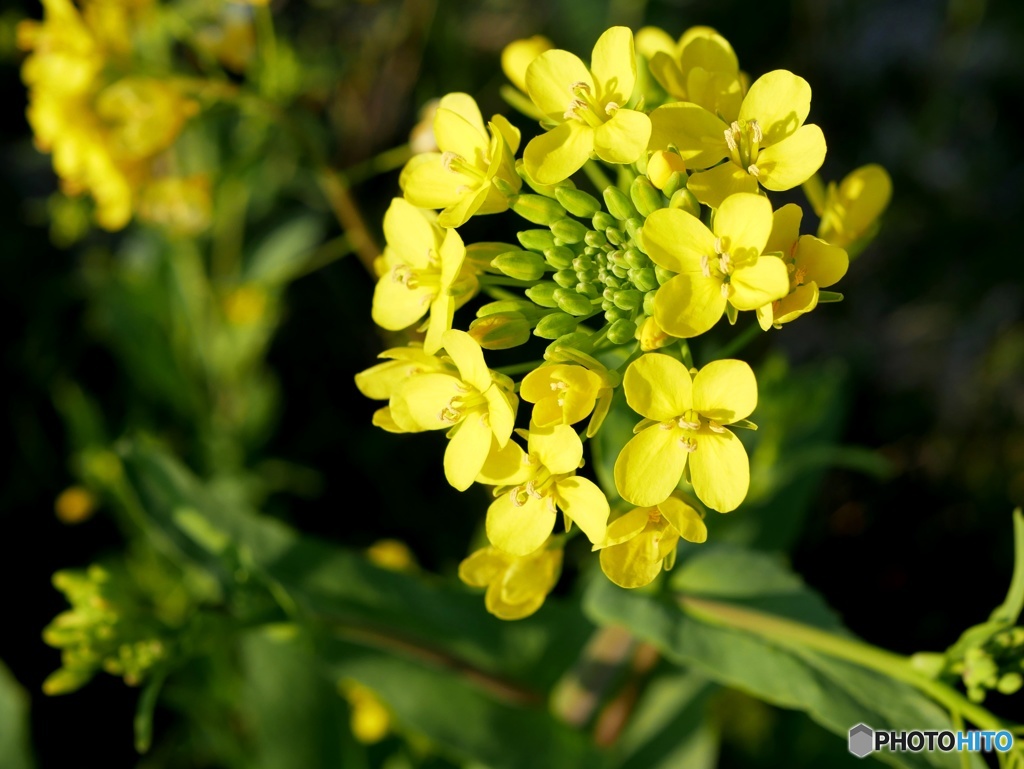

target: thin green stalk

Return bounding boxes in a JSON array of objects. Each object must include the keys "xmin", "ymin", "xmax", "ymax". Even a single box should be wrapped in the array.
[
  {"xmin": 496, "ymin": 360, "xmax": 544, "ymax": 377},
  {"xmin": 583, "ymin": 160, "xmax": 615, "ymax": 194},
  {"xmin": 679, "ymin": 595, "xmax": 1015, "ymax": 734},
  {"xmin": 344, "ymin": 144, "xmax": 414, "ymax": 185},
  {"xmin": 711, "ymin": 322, "xmax": 763, "ymax": 361}
]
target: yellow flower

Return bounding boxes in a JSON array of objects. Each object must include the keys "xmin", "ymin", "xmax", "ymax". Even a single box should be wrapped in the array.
[
  {"xmin": 636, "ymin": 25, "xmax": 745, "ymax": 120},
  {"xmin": 614, "ymin": 354, "xmax": 756, "ymax": 512},
  {"xmin": 519, "ymin": 362, "xmax": 612, "ymax": 433},
  {"xmin": 339, "ymin": 681, "xmax": 390, "ymax": 744},
  {"xmin": 400, "ymin": 93, "xmax": 522, "ymax": 228},
  {"xmin": 501, "ymin": 35, "xmax": 553, "ymax": 96},
  {"xmin": 389, "ymin": 330, "xmax": 518, "ymax": 491},
  {"xmin": 355, "ymin": 345, "xmax": 455, "ymax": 433},
  {"xmin": 137, "ymin": 175, "xmax": 212, "ymax": 235},
  {"xmin": 594, "ymin": 495, "xmax": 706, "ymax": 588},
  {"xmin": 817, "ymin": 164, "xmax": 892, "ymax": 252},
  {"xmin": 458, "ymin": 543, "xmax": 562, "ymax": 620},
  {"xmin": 643, "ymin": 192, "xmax": 789, "ymax": 338},
  {"xmin": 94, "ymin": 77, "xmax": 198, "ymax": 160},
  {"xmin": 523, "ymin": 26, "xmax": 651, "ymax": 184},
  {"xmin": 649, "ymin": 69, "xmax": 826, "ymax": 208},
  {"xmin": 371, "ymin": 198, "xmax": 477, "ymax": 353},
  {"xmin": 756, "ymin": 203, "xmax": 848, "ymax": 329},
  {"xmin": 479, "ymin": 424, "xmax": 609, "ymax": 556}
]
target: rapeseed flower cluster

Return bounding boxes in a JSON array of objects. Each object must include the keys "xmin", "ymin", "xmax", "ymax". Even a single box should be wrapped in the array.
[
  {"xmin": 358, "ymin": 25, "xmax": 891, "ymax": 618},
  {"xmin": 19, "ymin": 0, "xmax": 204, "ymax": 231}
]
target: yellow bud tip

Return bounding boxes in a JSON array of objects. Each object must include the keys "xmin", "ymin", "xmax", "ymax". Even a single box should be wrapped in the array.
[
  {"xmin": 55, "ymin": 486, "xmax": 96, "ymax": 525},
  {"xmin": 366, "ymin": 539, "xmax": 418, "ymax": 572}
]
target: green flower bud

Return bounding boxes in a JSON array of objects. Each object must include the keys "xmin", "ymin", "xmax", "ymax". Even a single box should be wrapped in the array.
[
  {"xmin": 544, "ymin": 245, "xmax": 575, "ymax": 270},
  {"xmin": 603, "ymin": 186, "xmax": 638, "ymax": 221},
  {"xmin": 611, "ymin": 264, "xmax": 628, "ymax": 279},
  {"xmin": 643, "ymin": 290, "xmax": 657, "ymax": 316},
  {"xmin": 655, "ymin": 265, "xmax": 675, "ymax": 285},
  {"xmin": 545, "ymin": 331, "xmax": 592, "ymax": 357},
  {"xmin": 525, "ymin": 281, "xmax": 559, "ymax": 308},
  {"xmin": 669, "ymin": 188, "xmax": 701, "ymax": 219},
  {"xmin": 476, "ymin": 299, "xmax": 536, "ymax": 317},
  {"xmin": 606, "ymin": 227, "xmax": 625, "ymax": 246},
  {"xmin": 624, "ymin": 248, "xmax": 649, "ymax": 270},
  {"xmin": 554, "ymin": 288, "xmax": 595, "ymax": 316},
  {"xmin": 584, "ymin": 230, "xmax": 607, "ymax": 248},
  {"xmin": 613, "ymin": 289, "xmax": 642, "ymax": 312},
  {"xmin": 554, "ymin": 186, "xmax": 602, "ymax": 218},
  {"xmin": 592, "ymin": 211, "xmax": 616, "ymax": 231},
  {"xmin": 625, "ymin": 217, "xmax": 643, "ymax": 241},
  {"xmin": 604, "ymin": 307, "xmax": 629, "ymax": 322},
  {"xmin": 601, "ymin": 299, "xmax": 614, "ymax": 311},
  {"xmin": 518, "ymin": 229, "xmax": 557, "ymax": 252},
  {"xmin": 550, "ymin": 217, "xmax": 588, "ymax": 244},
  {"xmin": 469, "ymin": 312, "xmax": 532, "ymax": 349},
  {"xmin": 632, "ymin": 267, "xmax": 658, "ymax": 292},
  {"xmin": 572, "ymin": 254, "xmax": 593, "ymax": 271},
  {"xmin": 607, "ymin": 318, "xmax": 637, "ymax": 344},
  {"xmin": 491, "ymin": 249, "xmax": 546, "ymax": 281},
  {"xmin": 511, "ymin": 194, "xmax": 567, "ymax": 225},
  {"xmin": 553, "ymin": 269, "xmax": 577, "ymax": 288},
  {"xmin": 576, "ymin": 282, "xmax": 599, "ymax": 299},
  {"xmin": 534, "ymin": 311, "xmax": 579, "ymax": 339},
  {"xmin": 630, "ymin": 176, "xmax": 665, "ymax": 218},
  {"xmin": 662, "ymin": 171, "xmax": 686, "ymax": 198}
]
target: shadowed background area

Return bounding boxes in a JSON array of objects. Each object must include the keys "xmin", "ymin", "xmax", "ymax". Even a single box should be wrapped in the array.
[{"xmin": 0, "ymin": 0, "xmax": 1022, "ymax": 766}]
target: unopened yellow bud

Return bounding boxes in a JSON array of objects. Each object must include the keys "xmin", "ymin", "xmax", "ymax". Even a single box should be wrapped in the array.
[
  {"xmin": 55, "ymin": 486, "xmax": 96, "ymax": 525},
  {"xmin": 501, "ymin": 35, "xmax": 554, "ymax": 93},
  {"xmin": 469, "ymin": 312, "xmax": 532, "ymax": 349},
  {"xmin": 647, "ymin": 151, "xmax": 688, "ymax": 191},
  {"xmin": 638, "ymin": 315, "xmax": 672, "ymax": 351}
]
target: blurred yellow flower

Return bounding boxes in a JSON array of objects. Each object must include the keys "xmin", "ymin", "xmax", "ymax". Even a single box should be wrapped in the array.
[
  {"xmin": 458, "ymin": 543, "xmax": 562, "ymax": 619},
  {"xmin": 339, "ymin": 680, "xmax": 391, "ymax": 744},
  {"xmin": 817, "ymin": 164, "xmax": 892, "ymax": 252}
]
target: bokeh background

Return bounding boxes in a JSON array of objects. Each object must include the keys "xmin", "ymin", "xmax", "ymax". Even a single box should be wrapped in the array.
[{"xmin": 1, "ymin": 0, "xmax": 1022, "ymax": 766}]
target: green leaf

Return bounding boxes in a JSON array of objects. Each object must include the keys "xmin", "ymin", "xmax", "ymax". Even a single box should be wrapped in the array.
[
  {"xmin": 0, "ymin": 660, "xmax": 35, "ymax": 769},
  {"xmin": 584, "ymin": 547, "xmax": 986, "ymax": 769},
  {"xmin": 134, "ymin": 671, "xmax": 165, "ymax": 754},
  {"xmin": 324, "ymin": 639, "xmax": 600, "ymax": 769}
]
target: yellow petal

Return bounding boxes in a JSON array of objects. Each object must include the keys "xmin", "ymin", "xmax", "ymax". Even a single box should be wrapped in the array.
[
  {"xmin": 728, "ymin": 255, "xmax": 790, "ymax": 311},
  {"xmin": 647, "ymin": 51, "xmax": 686, "ymax": 98},
  {"xmin": 817, "ymin": 164, "xmax": 892, "ymax": 248},
  {"xmin": 400, "ymin": 153, "xmax": 470, "ymax": 210},
  {"xmin": 440, "ymin": 329, "xmax": 490, "ymax": 392},
  {"xmin": 739, "ymin": 69, "xmax": 811, "ymax": 146},
  {"xmin": 372, "ymin": 274, "xmax": 433, "ymax": 331},
  {"xmin": 438, "ymin": 92, "xmax": 487, "ymax": 138},
  {"xmin": 594, "ymin": 109, "xmax": 651, "ymax": 165},
  {"xmin": 773, "ymin": 282, "xmax": 819, "ymax": 324},
  {"xmin": 486, "ymin": 490, "xmax": 556, "ymax": 557},
  {"xmin": 499, "ymin": 547, "xmax": 562, "ymax": 606},
  {"xmin": 653, "ymin": 272, "xmax": 727, "ymax": 338},
  {"xmin": 590, "ymin": 26, "xmax": 636, "ymax": 106},
  {"xmin": 796, "ymin": 234, "xmax": 848, "ymax": 288},
  {"xmin": 444, "ymin": 412, "xmax": 493, "ymax": 491},
  {"xmin": 641, "ymin": 207, "xmax": 716, "ymax": 274},
  {"xmin": 434, "ymin": 105, "xmax": 488, "ymax": 167},
  {"xmin": 502, "ymin": 35, "xmax": 554, "ymax": 94},
  {"xmin": 436, "ymin": 184, "xmax": 490, "ymax": 229},
  {"xmin": 391, "ymin": 373, "xmax": 463, "ymax": 431},
  {"xmin": 659, "ymin": 496, "xmax": 707, "ymax": 543},
  {"xmin": 686, "ymin": 162, "xmax": 758, "ymax": 208},
  {"xmin": 599, "ymin": 526, "xmax": 665, "ymax": 588},
  {"xmin": 484, "ymin": 384, "xmax": 517, "ymax": 445},
  {"xmin": 648, "ymin": 103, "xmax": 729, "ymax": 169},
  {"xmin": 689, "ymin": 427, "xmax": 749, "ymax": 512},
  {"xmin": 678, "ymin": 27, "xmax": 738, "ymax": 74},
  {"xmin": 355, "ymin": 347, "xmax": 444, "ymax": 400},
  {"xmin": 477, "ymin": 437, "xmax": 531, "ymax": 486},
  {"xmin": 692, "ymin": 359, "xmax": 757, "ymax": 423},
  {"xmin": 756, "ymin": 124, "xmax": 826, "ymax": 191},
  {"xmin": 614, "ymin": 425, "xmax": 688, "ymax": 507},
  {"xmin": 458, "ymin": 547, "xmax": 509, "ymax": 587},
  {"xmin": 529, "ymin": 423, "xmax": 583, "ymax": 475},
  {"xmin": 594, "ymin": 506, "xmax": 650, "ymax": 549},
  {"xmin": 490, "ymin": 114, "xmax": 522, "ymax": 155},
  {"xmin": 714, "ymin": 192, "xmax": 772, "ymax": 262},
  {"xmin": 486, "ymin": 582, "xmax": 545, "ymax": 620},
  {"xmin": 556, "ymin": 476, "xmax": 609, "ymax": 545},
  {"xmin": 382, "ymin": 197, "xmax": 440, "ymax": 268},
  {"xmin": 686, "ymin": 68, "xmax": 744, "ymax": 124},
  {"xmin": 634, "ymin": 26, "xmax": 676, "ymax": 59},
  {"xmin": 424, "ymin": 293, "xmax": 455, "ymax": 354},
  {"xmin": 623, "ymin": 353, "xmax": 692, "ymax": 420},
  {"xmin": 372, "ymin": 406, "xmax": 404, "ymax": 433},
  {"xmin": 526, "ymin": 49, "xmax": 593, "ymax": 121},
  {"xmin": 765, "ymin": 203, "xmax": 802, "ymax": 256},
  {"xmin": 523, "ymin": 121, "xmax": 595, "ymax": 185}
]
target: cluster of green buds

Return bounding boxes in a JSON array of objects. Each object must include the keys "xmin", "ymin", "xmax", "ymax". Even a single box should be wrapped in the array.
[
  {"xmin": 953, "ymin": 628, "xmax": 1024, "ymax": 702},
  {"xmin": 42, "ymin": 564, "xmax": 175, "ymax": 695},
  {"xmin": 357, "ymin": 24, "xmax": 892, "ymax": 620}
]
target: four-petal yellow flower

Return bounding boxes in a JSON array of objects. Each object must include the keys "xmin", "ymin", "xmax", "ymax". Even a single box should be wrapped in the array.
[
  {"xmin": 614, "ymin": 354, "xmax": 756, "ymax": 512},
  {"xmin": 523, "ymin": 26, "xmax": 651, "ymax": 184},
  {"xmin": 459, "ymin": 543, "xmax": 563, "ymax": 620},
  {"xmin": 643, "ymin": 192, "xmax": 789, "ymax": 338}
]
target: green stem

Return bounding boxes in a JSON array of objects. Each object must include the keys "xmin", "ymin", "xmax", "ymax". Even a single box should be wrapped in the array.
[
  {"xmin": 583, "ymin": 161, "xmax": 615, "ymax": 194},
  {"xmin": 711, "ymin": 321, "xmax": 763, "ymax": 361},
  {"xmin": 344, "ymin": 144, "xmax": 414, "ymax": 186},
  {"xmin": 679, "ymin": 595, "xmax": 1015, "ymax": 734},
  {"xmin": 496, "ymin": 360, "xmax": 544, "ymax": 377},
  {"xmin": 478, "ymin": 276, "xmax": 534, "ymax": 288}
]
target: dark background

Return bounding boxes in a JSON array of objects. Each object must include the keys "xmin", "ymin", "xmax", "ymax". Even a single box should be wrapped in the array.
[{"xmin": 1, "ymin": 0, "xmax": 1022, "ymax": 765}]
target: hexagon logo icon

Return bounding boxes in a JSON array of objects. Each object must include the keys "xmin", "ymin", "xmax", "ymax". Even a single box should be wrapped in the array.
[{"xmin": 849, "ymin": 723, "xmax": 875, "ymax": 758}]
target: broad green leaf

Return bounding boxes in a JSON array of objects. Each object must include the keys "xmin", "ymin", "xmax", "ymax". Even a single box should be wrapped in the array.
[
  {"xmin": 324, "ymin": 640, "xmax": 600, "ymax": 769},
  {"xmin": 0, "ymin": 660, "xmax": 34, "ymax": 769},
  {"xmin": 585, "ymin": 547, "xmax": 986, "ymax": 769}
]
